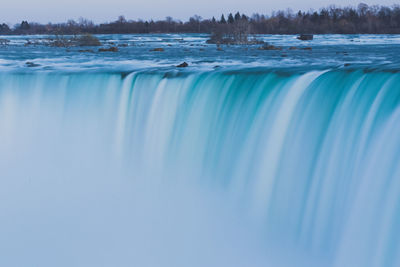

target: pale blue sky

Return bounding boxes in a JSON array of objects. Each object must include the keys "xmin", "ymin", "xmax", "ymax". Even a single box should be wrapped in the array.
[{"xmin": 1, "ymin": 0, "xmax": 397, "ymax": 24}]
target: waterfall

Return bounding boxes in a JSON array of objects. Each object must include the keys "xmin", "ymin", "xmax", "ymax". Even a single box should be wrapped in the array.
[{"xmin": 0, "ymin": 70, "xmax": 399, "ymax": 267}]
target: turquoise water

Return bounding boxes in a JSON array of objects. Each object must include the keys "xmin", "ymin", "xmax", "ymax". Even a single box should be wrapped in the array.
[
  {"xmin": 0, "ymin": 35, "xmax": 400, "ymax": 266},
  {"xmin": 1, "ymin": 34, "xmax": 400, "ymax": 71}
]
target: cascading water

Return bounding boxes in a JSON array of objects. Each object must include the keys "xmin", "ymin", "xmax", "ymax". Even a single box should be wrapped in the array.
[{"xmin": 0, "ymin": 69, "xmax": 399, "ymax": 267}]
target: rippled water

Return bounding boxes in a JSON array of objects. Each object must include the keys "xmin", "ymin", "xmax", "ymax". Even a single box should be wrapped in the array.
[{"xmin": 0, "ymin": 34, "xmax": 400, "ymax": 71}]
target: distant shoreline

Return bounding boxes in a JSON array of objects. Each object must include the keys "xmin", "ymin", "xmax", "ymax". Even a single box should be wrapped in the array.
[{"xmin": 1, "ymin": 4, "xmax": 400, "ymax": 36}]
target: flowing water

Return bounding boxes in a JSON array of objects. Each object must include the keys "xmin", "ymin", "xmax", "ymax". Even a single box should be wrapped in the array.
[{"xmin": 0, "ymin": 34, "xmax": 399, "ymax": 267}]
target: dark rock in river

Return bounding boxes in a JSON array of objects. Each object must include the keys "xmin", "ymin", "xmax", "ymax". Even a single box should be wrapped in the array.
[
  {"xmin": 25, "ymin": 62, "xmax": 40, "ymax": 67},
  {"xmin": 150, "ymin": 48, "xmax": 164, "ymax": 52},
  {"xmin": 78, "ymin": 49, "xmax": 94, "ymax": 53},
  {"xmin": 98, "ymin": 47, "xmax": 118, "ymax": 52},
  {"xmin": 258, "ymin": 44, "xmax": 282, "ymax": 51},
  {"xmin": 297, "ymin": 34, "xmax": 314, "ymax": 41},
  {"xmin": 176, "ymin": 62, "xmax": 189, "ymax": 68}
]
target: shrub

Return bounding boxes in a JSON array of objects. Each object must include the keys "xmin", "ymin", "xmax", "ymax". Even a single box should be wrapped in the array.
[{"xmin": 77, "ymin": 34, "xmax": 101, "ymax": 46}]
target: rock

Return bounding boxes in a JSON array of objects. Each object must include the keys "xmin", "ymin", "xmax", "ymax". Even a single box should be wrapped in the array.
[
  {"xmin": 217, "ymin": 47, "xmax": 223, "ymax": 51},
  {"xmin": 0, "ymin": 39, "xmax": 9, "ymax": 45},
  {"xmin": 199, "ymin": 48, "xmax": 205, "ymax": 51},
  {"xmin": 258, "ymin": 44, "xmax": 282, "ymax": 51},
  {"xmin": 150, "ymin": 48, "xmax": 164, "ymax": 52},
  {"xmin": 98, "ymin": 46, "xmax": 118, "ymax": 52},
  {"xmin": 301, "ymin": 47, "xmax": 312, "ymax": 51},
  {"xmin": 289, "ymin": 46, "xmax": 298, "ymax": 50},
  {"xmin": 344, "ymin": 63, "xmax": 351, "ymax": 67},
  {"xmin": 78, "ymin": 49, "xmax": 94, "ymax": 53},
  {"xmin": 297, "ymin": 34, "xmax": 314, "ymax": 41},
  {"xmin": 281, "ymin": 54, "xmax": 288, "ymax": 57},
  {"xmin": 176, "ymin": 62, "xmax": 188, "ymax": 68},
  {"xmin": 118, "ymin": 43, "xmax": 128, "ymax": 47},
  {"xmin": 25, "ymin": 61, "xmax": 40, "ymax": 67}
]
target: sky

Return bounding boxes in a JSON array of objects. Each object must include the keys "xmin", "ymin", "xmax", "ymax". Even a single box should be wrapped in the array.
[{"xmin": 0, "ymin": 0, "xmax": 397, "ymax": 24}]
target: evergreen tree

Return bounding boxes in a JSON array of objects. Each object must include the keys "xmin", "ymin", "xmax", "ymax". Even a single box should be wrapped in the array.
[
  {"xmin": 0, "ymin": 23, "xmax": 10, "ymax": 33},
  {"xmin": 228, "ymin": 13, "xmax": 234, "ymax": 24},
  {"xmin": 297, "ymin": 10, "xmax": 302, "ymax": 17},
  {"xmin": 220, "ymin": 14, "xmax": 226, "ymax": 24},
  {"xmin": 234, "ymin": 12, "xmax": 241, "ymax": 21},
  {"xmin": 20, "ymin": 21, "xmax": 30, "ymax": 30}
]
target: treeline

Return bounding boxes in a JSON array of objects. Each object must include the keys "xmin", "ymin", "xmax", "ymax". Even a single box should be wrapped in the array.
[{"xmin": 1, "ymin": 3, "xmax": 400, "ymax": 35}]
